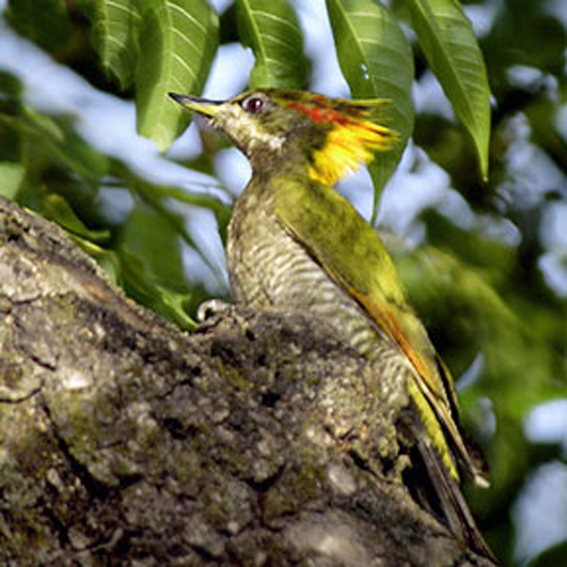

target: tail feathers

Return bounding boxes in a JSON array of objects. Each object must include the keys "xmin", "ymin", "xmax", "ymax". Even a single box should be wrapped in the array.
[
  {"xmin": 408, "ymin": 438, "xmax": 497, "ymax": 563},
  {"xmin": 434, "ymin": 354, "xmax": 491, "ymax": 488},
  {"xmin": 459, "ymin": 426, "xmax": 491, "ymax": 488}
]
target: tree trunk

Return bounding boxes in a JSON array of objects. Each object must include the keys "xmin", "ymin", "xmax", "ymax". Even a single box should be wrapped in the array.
[{"xmin": 0, "ymin": 196, "xmax": 495, "ymax": 566}]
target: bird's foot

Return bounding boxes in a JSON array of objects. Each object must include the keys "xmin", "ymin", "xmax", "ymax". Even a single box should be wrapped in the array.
[{"xmin": 197, "ymin": 299, "xmax": 232, "ymax": 322}]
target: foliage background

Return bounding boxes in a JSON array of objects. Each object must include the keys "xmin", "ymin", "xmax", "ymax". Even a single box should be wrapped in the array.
[{"xmin": 0, "ymin": 0, "xmax": 566, "ymax": 565}]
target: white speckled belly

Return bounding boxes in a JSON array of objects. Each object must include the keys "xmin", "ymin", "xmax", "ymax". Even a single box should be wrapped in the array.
[{"xmin": 227, "ymin": 194, "xmax": 396, "ymax": 364}]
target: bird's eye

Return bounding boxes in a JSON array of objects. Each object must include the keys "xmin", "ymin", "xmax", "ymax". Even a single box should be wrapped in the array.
[{"xmin": 242, "ymin": 95, "xmax": 265, "ymax": 114}]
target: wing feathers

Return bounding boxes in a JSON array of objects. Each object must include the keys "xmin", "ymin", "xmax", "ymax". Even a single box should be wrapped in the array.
[{"xmin": 273, "ymin": 174, "xmax": 488, "ymax": 486}]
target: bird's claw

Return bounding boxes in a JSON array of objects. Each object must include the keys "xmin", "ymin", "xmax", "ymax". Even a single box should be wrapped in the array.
[{"xmin": 197, "ymin": 299, "xmax": 231, "ymax": 322}]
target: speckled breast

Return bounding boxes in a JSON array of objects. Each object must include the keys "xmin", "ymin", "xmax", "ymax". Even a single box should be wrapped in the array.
[{"xmin": 226, "ymin": 185, "xmax": 397, "ymax": 366}]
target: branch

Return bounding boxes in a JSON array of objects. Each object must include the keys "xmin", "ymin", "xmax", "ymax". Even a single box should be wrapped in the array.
[{"xmin": 0, "ymin": 196, "xmax": 495, "ymax": 566}]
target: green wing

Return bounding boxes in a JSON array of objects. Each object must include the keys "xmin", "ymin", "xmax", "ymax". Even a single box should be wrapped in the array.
[{"xmin": 273, "ymin": 173, "xmax": 488, "ymax": 486}]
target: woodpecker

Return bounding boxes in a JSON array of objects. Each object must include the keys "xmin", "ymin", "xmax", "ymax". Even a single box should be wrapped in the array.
[{"xmin": 170, "ymin": 89, "xmax": 492, "ymax": 557}]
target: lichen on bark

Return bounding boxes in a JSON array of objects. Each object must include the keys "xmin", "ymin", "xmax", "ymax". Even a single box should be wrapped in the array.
[{"xmin": 0, "ymin": 197, "xmax": 495, "ymax": 566}]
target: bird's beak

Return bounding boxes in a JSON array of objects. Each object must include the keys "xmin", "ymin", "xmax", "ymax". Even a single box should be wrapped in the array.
[{"xmin": 168, "ymin": 93, "xmax": 223, "ymax": 118}]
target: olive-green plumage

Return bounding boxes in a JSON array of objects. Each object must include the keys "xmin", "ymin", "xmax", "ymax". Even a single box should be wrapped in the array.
[{"xmin": 170, "ymin": 89, "xmax": 492, "ymax": 556}]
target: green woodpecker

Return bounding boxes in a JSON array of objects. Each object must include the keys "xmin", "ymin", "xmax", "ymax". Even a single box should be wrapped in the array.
[{"xmin": 170, "ymin": 89, "xmax": 492, "ymax": 556}]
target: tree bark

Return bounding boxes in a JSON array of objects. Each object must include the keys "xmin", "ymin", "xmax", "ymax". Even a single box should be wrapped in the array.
[{"xmin": 0, "ymin": 196, "xmax": 495, "ymax": 566}]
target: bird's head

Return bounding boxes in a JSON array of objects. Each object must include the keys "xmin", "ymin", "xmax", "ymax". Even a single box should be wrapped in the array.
[{"xmin": 169, "ymin": 89, "xmax": 398, "ymax": 186}]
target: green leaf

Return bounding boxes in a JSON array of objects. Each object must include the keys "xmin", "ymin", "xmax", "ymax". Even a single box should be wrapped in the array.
[
  {"xmin": 89, "ymin": 0, "xmax": 141, "ymax": 88},
  {"xmin": 20, "ymin": 108, "xmax": 108, "ymax": 184},
  {"xmin": 5, "ymin": 0, "xmax": 72, "ymax": 51},
  {"xmin": 117, "ymin": 205, "xmax": 196, "ymax": 329},
  {"xmin": 42, "ymin": 194, "xmax": 111, "ymax": 243},
  {"xmin": 0, "ymin": 162, "xmax": 25, "ymax": 200},
  {"xmin": 111, "ymin": 159, "xmax": 229, "ymax": 287},
  {"xmin": 119, "ymin": 204, "xmax": 188, "ymax": 292},
  {"xmin": 528, "ymin": 540, "xmax": 567, "ymax": 567},
  {"xmin": 155, "ymin": 184, "xmax": 233, "ymax": 246},
  {"xmin": 136, "ymin": 0, "xmax": 219, "ymax": 151},
  {"xmin": 236, "ymin": 0, "xmax": 308, "ymax": 89},
  {"xmin": 409, "ymin": 0, "xmax": 491, "ymax": 180},
  {"xmin": 326, "ymin": 0, "xmax": 414, "ymax": 219},
  {"xmin": 118, "ymin": 248, "xmax": 196, "ymax": 329}
]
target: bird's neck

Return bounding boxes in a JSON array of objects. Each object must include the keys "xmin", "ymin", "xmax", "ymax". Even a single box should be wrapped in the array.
[{"xmin": 248, "ymin": 144, "xmax": 315, "ymax": 187}]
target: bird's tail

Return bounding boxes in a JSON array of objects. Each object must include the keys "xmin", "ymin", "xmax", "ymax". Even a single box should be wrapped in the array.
[{"xmin": 398, "ymin": 409, "xmax": 497, "ymax": 563}]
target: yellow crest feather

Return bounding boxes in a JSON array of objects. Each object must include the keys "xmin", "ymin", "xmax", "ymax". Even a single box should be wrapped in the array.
[{"xmin": 309, "ymin": 117, "xmax": 397, "ymax": 186}]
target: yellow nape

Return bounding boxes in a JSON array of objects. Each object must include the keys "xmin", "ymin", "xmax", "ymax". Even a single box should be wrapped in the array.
[{"xmin": 309, "ymin": 119, "xmax": 398, "ymax": 186}]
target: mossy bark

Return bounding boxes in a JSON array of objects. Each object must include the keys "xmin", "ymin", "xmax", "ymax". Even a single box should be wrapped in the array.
[{"xmin": 0, "ymin": 196, "xmax": 495, "ymax": 566}]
